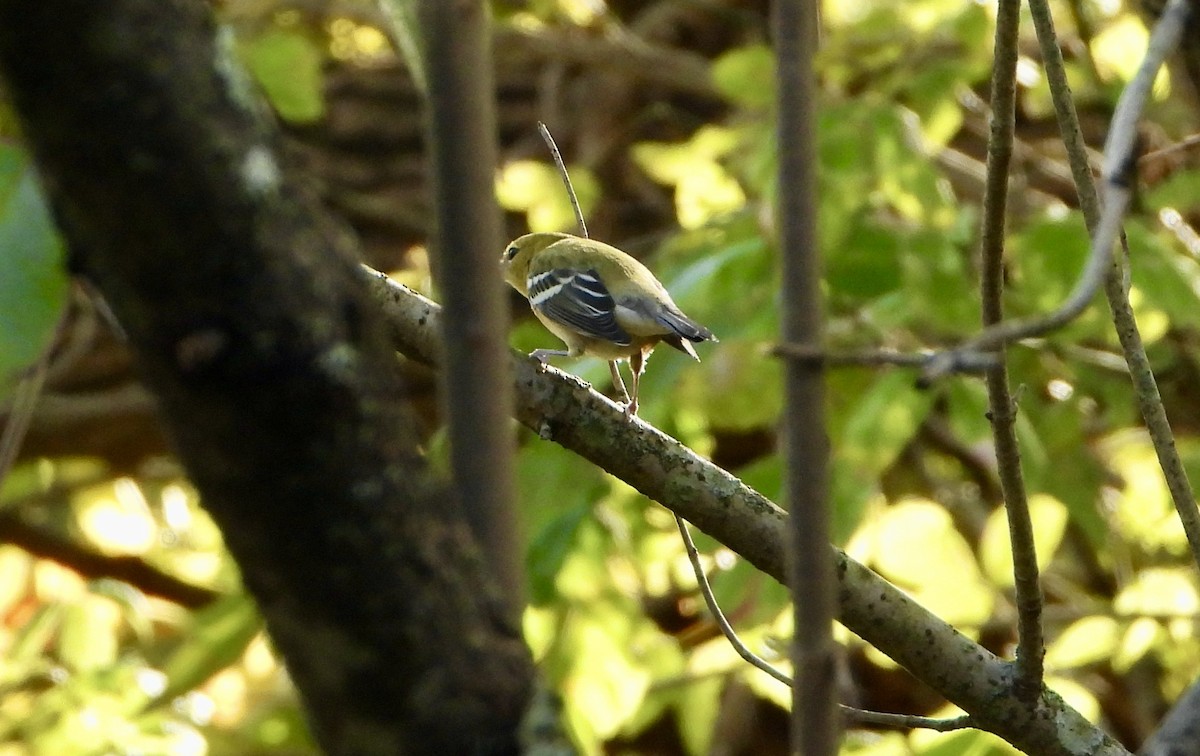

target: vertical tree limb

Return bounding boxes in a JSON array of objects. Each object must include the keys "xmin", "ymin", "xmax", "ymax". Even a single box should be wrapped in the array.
[
  {"xmin": 418, "ymin": 0, "xmax": 524, "ymax": 604},
  {"xmin": 1027, "ymin": 0, "xmax": 1200, "ymax": 568},
  {"xmin": 772, "ymin": 0, "xmax": 837, "ymax": 752},
  {"xmin": 979, "ymin": 0, "xmax": 1045, "ymax": 700}
]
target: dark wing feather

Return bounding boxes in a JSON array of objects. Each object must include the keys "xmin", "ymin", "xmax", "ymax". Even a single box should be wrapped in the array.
[
  {"xmin": 654, "ymin": 305, "xmax": 714, "ymax": 343},
  {"xmin": 528, "ymin": 268, "xmax": 632, "ymax": 345}
]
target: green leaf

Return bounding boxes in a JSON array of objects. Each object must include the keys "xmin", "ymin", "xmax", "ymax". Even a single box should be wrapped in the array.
[
  {"xmin": 155, "ymin": 593, "xmax": 261, "ymax": 701},
  {"xmin": 1143, "ymin": 167, "xmax": 1200, "ymax": 213},
  {"xmin": 518, "ymin": 443, "xmax": 608, "ymax": 605},
  {"xmin": 980, "ymin": 493, "xmax": 1069, "ymax": 587},
  {"xmin": 0, "ymin": 154, "xmax": 68, "ymax": 389},
  {"xmin": 241, "ymin": 29, "xmax": 325, "ymax": 123},
  {"xmin": 9, "ymin": 602, "xmax": 64, "ymax": 663},
  {"xmin": 827, "ymin": 215, "xmax": 903, "ymax": 303},
  {"xmin": 711, "ymin": 45, "xmax": 774, "ymax": 108},
  {"xmin": 1045, "ymin": 615, "xmax": 1121, "ymax": 671},
  {"xmin": 59, "ymin": 596, "xmax": 119, "ymax": 673},
  {"xmin": 674, "ymin": 675, "xmax": 723, "ymax": 755},
  {"xmin": 855, "ymin": 499, "xmax": 994, "ymax": 626}
]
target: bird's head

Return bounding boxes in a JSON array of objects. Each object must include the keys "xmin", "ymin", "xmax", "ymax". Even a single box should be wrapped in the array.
[{"xmin": 500, "ymin": 232, "xmax": 572, "ymax": 294}]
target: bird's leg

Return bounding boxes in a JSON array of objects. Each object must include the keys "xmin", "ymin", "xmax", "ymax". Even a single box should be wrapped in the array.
[
  {"xmin": 608, "ymin": 360, "xmax": 630, "ymax": 405},
  {"xmin": 625, "ymin": 350, "xmax": 648, "ymax": 418}
]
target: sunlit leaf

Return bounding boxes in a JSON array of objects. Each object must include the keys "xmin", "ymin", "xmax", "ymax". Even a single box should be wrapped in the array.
[
  {"xmin": 1113, "ymin": 617, "xmax": 1163, "ymax": 672},
  {"xmin": 711, "ymin": 44, "xmax": 774, "ymax": 108},
  {"xmin": 561, "ymin": 603, "xmax": 656, "ymax": 741},
  {"xmin": 674, "ymin": 675, "xmax": 723, "ymax": 755},
  {"xmin": 1045, "ymin": 615, "xmax": 1121, "ymax": 671},
  {"xmin": 241, "ymin": 29, "xmax": 325, "ymax": 123},
  {"xmin": 633, "ymin": 127, "xmax": 747, "ymax": 229},
  {"xmin": 1114, "ymin": 568, "xmax": 1200, "ymax": 617},
  {"xmin": 1102, "ymin": 430, "xmax": 1190, "ymax": 555},
  {"xmin": 853, "ymin": 499, "xmax": 994, "ymax": 626},
  {"xmin": 496, "ymin": 159, "xmax": 599, "ymax": 232},
  {"xmin": 59, "ymin": 596, "xmax": 120, "ymax": 672},
  {"xmin": 912, "ymin": 721, "xmax": 1020, "ymax": 755},
  {"xmin": 980, "ymin": 493, "xmax": 1069, "ymax": 587}
]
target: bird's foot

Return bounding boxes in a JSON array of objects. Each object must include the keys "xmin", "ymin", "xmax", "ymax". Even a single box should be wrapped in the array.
[{"xmin": 530, "ymin": 349, "xmax": 570, "ymax": 372}]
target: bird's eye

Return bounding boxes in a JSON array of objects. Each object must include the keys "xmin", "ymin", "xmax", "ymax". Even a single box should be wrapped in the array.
[{"xmin": 503, "ymin": 245, "xmax": 519, "ymax": 261}]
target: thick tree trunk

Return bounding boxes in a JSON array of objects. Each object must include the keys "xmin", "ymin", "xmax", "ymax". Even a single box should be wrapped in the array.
[{"xmin": 0, "ymin": 1, "xmax": 533, "ymax": 753}]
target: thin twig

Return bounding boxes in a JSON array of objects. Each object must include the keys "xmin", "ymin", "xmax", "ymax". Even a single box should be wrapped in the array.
[
  {"xmin": 674, "ymin": 514, "xmax": 791, "ymax": 686},
  {"xmin": 772, "ymin": 343, "xmax": 996, "ymax": 372},
  {"xmin": 1138, "ymin": 132, "xmax": 1200, "ymax": 167},
  {"xmin": 921, "ymin": 0, "xmax": 1193, "ymax": 383},
  {"xmin": 841, "ymin": 709, "xmax": 974, "ymax": 733},
  {"xmin": 0, "ymin": 304, "xmax": 70, "ymax": 496},
  {"xmin": 674, "ymin": 514, "xmax": 976, "ymax": 734},
  {"xmin": 978, "ymin": 0, "xmax": 1044, "ymax": 700},
  {"xmin": 1027, "ymin": 0, "xmax": 1200, "ymax": 570},
  {"xmin": 0, "ymin": 363, "xmax": 47, "ymax": 495},
  {"xmin": 537, "ymin": 121, "xmax": 587, "ymax": 238}
]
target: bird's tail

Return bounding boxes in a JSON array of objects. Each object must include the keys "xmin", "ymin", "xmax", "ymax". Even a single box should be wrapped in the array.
[{"xmin": 658, "ymin": 307, "xmax": 716, "ymax": 360}]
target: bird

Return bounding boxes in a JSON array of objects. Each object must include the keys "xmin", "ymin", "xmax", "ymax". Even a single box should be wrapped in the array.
[{"xmin": 501, "ymin": 231, "xmax": 716, "ymax": 417}]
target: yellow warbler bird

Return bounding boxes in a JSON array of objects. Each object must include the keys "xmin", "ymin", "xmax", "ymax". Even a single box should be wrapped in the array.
[{"xmin": 501, "ymin": 232, "xmax": 716, "ymax": 417}]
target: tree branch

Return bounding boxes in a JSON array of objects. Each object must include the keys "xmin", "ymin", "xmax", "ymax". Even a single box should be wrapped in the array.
[
  {"xmin": 418, "ymin": 0, "xmax": 523, "ymax": 607},
  {"xmin": 1026, "ymin": 0, "xmax": 1200, "ymax": 570},
  {"xmin": 772, "ymin": 0, "xmax": 837, "ymax": 751},
  {"xmin": 1140, "ymin": 675, "xmax": 1200, "ymax": 756},
  {"xmin": 364, "ymin": 269, "xmax": 1132, "ymax": 756},
  {"xmin": 0, "ymin": 511, "xmax": 220, "ymax": 608},
  {"xmin": 922, "ymin": 0, "xmax": 1195, "ymax": 383},
  {"xmin": 978, "ymin": 0, "xmax": 1045, "ymax": 701}
]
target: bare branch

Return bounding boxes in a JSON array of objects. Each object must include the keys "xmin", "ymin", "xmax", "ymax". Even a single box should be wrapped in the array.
[
  {"xmin": 978, "ymin": 0, "xmax": 1045, "ymax": 700},
  {"xmin": 537, "ymin": 121, "xmax": 587, "ymax": 238},
  {"xmin": 842, "ymin": 709, "xmax": 974, "ymax": 734},
  {"xmin": 0, "ymin": 511, "xmax": 219, "ymax": 608},
  {"xmin": 418, "ymin": 0, "xmax": 522, "ymax": 604},
  {"xmin": 1141, "ymin": 675, "xmax": 1200, "ymax": 756},
  {"xmin": 772, "ymin": 343, "xmax": 996, "ymax": 372},
  {"xmin": 674, "ymin": 514, "xmax": 791, "ymax": 686},
  {"xmin": 1024, "ymin": 0, "xmax": 1200, "ymax": 569},
  {"xmin": 677, "ymin": 512, "xmax": 974, "ymax": 735},
  {"xmin": 922, "ymin": 0, "xmax": 1195, "ymax": 381},
  {"xmin": 363, "ymin": 269, "xmax": 1132, "ymax": 756},
  {"xmin": 772, "ymin": 0, "xmax": 837, "ymax": 751}
]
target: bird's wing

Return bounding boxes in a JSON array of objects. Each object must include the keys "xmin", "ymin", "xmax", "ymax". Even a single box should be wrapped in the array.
[{"xmin": 528, "ymin": 267, "xmax": 632, "ymax": 346}]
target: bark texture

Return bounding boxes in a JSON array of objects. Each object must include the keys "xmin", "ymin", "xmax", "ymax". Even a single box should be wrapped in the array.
[{"xmin": 0, "ymin": 2, "xmax": 533, "ymax": 753}]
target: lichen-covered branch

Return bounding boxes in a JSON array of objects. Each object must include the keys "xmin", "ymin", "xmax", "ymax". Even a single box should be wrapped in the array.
[{"xmin": 365, "ymin": 269, "xmax": 1131, "ymax": 756}]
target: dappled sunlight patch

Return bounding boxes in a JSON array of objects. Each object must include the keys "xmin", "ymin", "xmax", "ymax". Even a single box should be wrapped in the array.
[
  {"xmin": 979, "ymin": 493, "xmax": 1069, "ymax": 586},
  {"xmin": 1045, "ymin": 616, "xmax": 1121, "ymax": 672},
  {"xmin": 1101, "ymin": 430, "xmax": 1190, "ymax": 555},
  {"xmin": 849, "ymin": 498, "xmax": 994, "ymax": 628}
]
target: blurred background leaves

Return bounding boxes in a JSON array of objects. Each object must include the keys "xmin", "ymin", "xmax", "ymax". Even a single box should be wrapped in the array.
[{"xmin": 2, "ymin": 0, "xmax": 1200, "ymax": 753}]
